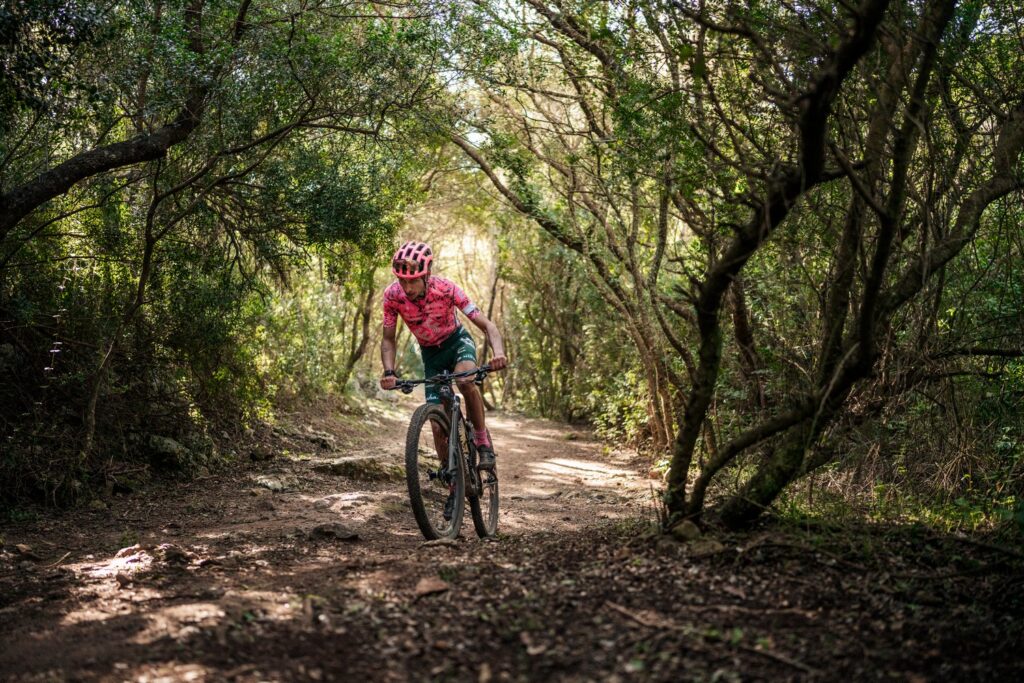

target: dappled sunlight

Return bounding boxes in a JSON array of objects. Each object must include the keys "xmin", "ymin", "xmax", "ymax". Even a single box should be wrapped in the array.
[
  {"xmin": 134, "ymin": 663, "xmax": 213, "ymax": 682},
  {"xmin": 541, "ymin": 457, "xmax": 634, "ymax": 477},
  {"xmin": 515, "ymin": 433, "xmax": 560, "ymax": 444},
  {"xmin": 129, "ymin": 603, "xmax": 226, "ymax": 646},
  {"xmin": 520, "ymin": 473, "xmax": 560, "ymax": 484},
  {"xmin": 517, "ymin": 485, "xmax": 560, "ymax": 497},
  {"xmin": 346, "ymin": 568, "xmax": 407, "ymax": 597},
  {"xmin": 78, "ymin": 549, "xmax": 154, "ymax": 581},
  {"xmin": 3, "ymin": 394, "xmax": 656, "ymax": 679},
  {"xmin": 518, "ymin": 456, "xmax": 643, "ymax": 496},
  {"xmin": 59, "ymin": 605, "xmax": 124, "ymax": 628}
]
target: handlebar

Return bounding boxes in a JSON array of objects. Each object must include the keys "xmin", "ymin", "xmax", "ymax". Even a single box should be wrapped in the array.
[{"xmin": 386, "ymin": 364, "xmax": 499, "ymax": 394}]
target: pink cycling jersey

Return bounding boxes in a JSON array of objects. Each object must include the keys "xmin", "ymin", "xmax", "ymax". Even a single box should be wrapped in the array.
[{"xmin": 382, "ymin": 276, "xmax": 481, "ymax": 347}]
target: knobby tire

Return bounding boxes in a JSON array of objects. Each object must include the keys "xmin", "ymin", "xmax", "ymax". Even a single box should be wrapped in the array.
[
  {"xmin": 405, "ymin": 403, "xmax": 464, "ymax": 540},
  {"xmin": 468, "ymin": 441, "xmax": 499, "ymax": 538}
]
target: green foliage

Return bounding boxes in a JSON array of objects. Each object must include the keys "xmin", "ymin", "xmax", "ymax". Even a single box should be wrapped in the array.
[
  {"xmin": 0, "ymin": 1, "xmax": 444, "ymax": 507},
  {"xmin": 449, "ymin": 0, "xmax": 1024, "ymax": 531},
  {"xmin": 589, "ymin": 368, "xmax": 652, "ymax": 446},
  {"xmin": 0, "ymin": 0, "xmax": 112, "ymax": 131},
  {"xmin": 499, "ymin": 226, "xmax": 659, "ymax": 446},
  {"xmin": 258, "ymin": 259, "xmax": 379, "ymax": 402},
  {"xmin": 778, "ymin": 479, "xmax": 1024, "ymax": 538}
]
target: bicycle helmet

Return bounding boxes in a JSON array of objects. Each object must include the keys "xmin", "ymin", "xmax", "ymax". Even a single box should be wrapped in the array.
[{"xmin": 391, "ymin": 241, "xmax": 433, "ymax": 279}]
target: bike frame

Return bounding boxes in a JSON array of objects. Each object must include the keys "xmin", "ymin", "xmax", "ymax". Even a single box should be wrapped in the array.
[
  {"xmin": 393, "ymin": 365, "xmax": 490, "ymax": 493},
  {"xmin": 389, "ymin": 364, "xmax": 498, "ymax": 539},
  {"xmin": 435, "ymin": 379, "xmax": 465, "ymax": 484},
  {"xmin": 435, "ymin": 373, "xmax": 484, "ymax": 498}
]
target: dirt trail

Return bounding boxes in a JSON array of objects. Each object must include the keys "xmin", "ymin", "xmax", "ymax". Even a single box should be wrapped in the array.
[
  {"xmin": 0, "ymin": 402, "xmax": 652, "ymax": 681},
  {"xmin": 2, "ymin": 401, "xmax": 1022, "ymax": 682}
]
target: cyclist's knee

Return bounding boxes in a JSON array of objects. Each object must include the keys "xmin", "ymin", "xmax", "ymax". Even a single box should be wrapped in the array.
[
  {"xmin": 453, "ymin": 360, "xmax": 477, "ymax": 374},
  {"xmin": 453, "ymin": 360, "xmax": 478, "ymax": 390},
  {"xmin": 457, "ymin": 380, "xmax": 480, "ymax": 396}
]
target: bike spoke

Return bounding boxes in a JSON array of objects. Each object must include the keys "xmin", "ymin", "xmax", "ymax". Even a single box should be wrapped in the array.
[
  {"xmin": 470, "ymin": 464, "xmax": 500, "ymax": 537},
  {"xmin": 412, "ymin": 409, "xmax": 458, "ymax": 536}
]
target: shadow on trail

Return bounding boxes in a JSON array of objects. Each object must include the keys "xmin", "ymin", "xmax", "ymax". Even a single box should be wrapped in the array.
[{"xmin": 2, "ymin": 405, "xmax": 1021, "ymax": 681}]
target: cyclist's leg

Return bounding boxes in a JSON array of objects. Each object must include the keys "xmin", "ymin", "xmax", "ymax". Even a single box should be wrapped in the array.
[
  {"xmin": 455, "ymin": 359, "xmax": 486, "ymax": 433},
  {"xmin": 450, "ymin": 328, "xmax": 494, "ymax": 461},
  {"xmin": 420, "ymin": 345, "xmax": 449, "ymax": 464},
  {"xmin": 429, "ymin": 421, "xmax": 449, "ymax": 465},
  {"xmin": 422, "ymin": 335, "xmax": 466, "ymax": 518}
]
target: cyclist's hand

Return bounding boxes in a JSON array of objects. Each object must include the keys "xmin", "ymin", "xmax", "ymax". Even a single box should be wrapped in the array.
[
  {"xmin": 380, "ymin": 375, "xmax": 397, "ymax": 390},
  {"xmin": 489, "ymin": 354, "xmax": 508, "ymax": 371}
]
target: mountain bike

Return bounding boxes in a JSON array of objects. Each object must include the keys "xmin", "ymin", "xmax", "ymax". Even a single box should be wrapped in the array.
[{"xmin": 388, "ymin": 365, "xmax": 499, "ymax": 540}]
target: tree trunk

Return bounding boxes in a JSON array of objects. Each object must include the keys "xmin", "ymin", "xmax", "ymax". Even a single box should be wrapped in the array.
[
  {"xmin": 339, "ymin": 267, "xmax": 377, "ymax": 390},
  {"xmin": 0, "ymin": 0, "xmax": 254, "ymax": 243},
  {"xmin": 729, "ymin": 279, "xmax": 765, "ymax": 410}
]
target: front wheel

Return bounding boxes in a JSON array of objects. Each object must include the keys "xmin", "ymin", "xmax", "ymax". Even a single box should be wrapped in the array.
[
  {"xmin": 468, "ymin": 443, "xmax": 499, "ymax": 538},
  {"xmin": 405, "ymin": 403, "xmax": 464, "ymax": 540}
]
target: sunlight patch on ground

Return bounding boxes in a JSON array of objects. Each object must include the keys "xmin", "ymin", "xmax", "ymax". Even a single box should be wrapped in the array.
[
  {"xmin": 522, "ymin": 458, "xmax": 638, "ymax": 493},
  {"xmin": 541, "ymin": 458, "xmax": 634, "ymax": 477},
  {"xmin": 58, "ymin": 606, "xmax": 122, "ymax": 627},
  {"xmin": 521, "ymin": 472, "xmax": 561, "ymax": 483},
  {"xmin": 515, "ymin": 433, "xmax": 559, "ymax": 444},
  {"xmin": 346, "ymin": 568, "xmax": 405, "ymax": 596},
  {"xmin": 130, "ymin": 603, "xmax": 226, "ymax": 645},
  {"xmin": 518, "ymin": 486, "xmax": 560, "ymax": 497},
  {"xmin": 134, "ymin": 662, "xmax": 212, "ymax": 683},
  {"xmin": 78, "ymin": 548, "xmax": 154, "ymax": 580}
]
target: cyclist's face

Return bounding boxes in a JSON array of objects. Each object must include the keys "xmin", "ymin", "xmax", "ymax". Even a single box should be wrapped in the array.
[{"xmin": 400, "ymin": 276, "xmax": 427, "ymax": 300}]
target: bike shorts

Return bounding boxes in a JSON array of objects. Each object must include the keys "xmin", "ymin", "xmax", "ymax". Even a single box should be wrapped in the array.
[{"xmin": 420, "ymin": 326, "xmax": 478, "ymax": 404}]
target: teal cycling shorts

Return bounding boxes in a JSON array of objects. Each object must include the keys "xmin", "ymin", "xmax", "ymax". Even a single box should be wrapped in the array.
[{"xmin": 420, "ymin": 326, "xmax": 478, "ymax": 404}]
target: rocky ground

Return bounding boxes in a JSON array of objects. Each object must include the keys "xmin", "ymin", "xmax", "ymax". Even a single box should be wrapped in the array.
[{"xmin": 1, "ymin": 398, "xmax": 1022, "ymax": 681}]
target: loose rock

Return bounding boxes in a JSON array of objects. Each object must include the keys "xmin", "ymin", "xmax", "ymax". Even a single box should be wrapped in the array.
[
  {"xmin": 312, "ymin": 456, "xmax": 404, "ymax": 482},
  {"xmin": 669, "ymin": 520, "xmax": 701, "ymax": 542},
  {"xmin": 310, "ymin": 523, "xmax": 360, "ymax": 541},
  {"xmin": 414, "ymin": 576, "xmax": 450, "ymax": 598}
]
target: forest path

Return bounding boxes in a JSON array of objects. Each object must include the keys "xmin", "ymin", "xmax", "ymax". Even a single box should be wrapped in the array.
[
  {"xmin": 2, "ymin": 400, "xmax": 1021, "ymax": 682},
  {"xmin": 0, "ymin": 401, "xmax": 658, "ymax": 681}
]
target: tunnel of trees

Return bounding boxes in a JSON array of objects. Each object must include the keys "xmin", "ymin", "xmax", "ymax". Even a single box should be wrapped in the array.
[{"xmin": 2, "ymin": 0, "xmax": 1022, "ymax": 534}]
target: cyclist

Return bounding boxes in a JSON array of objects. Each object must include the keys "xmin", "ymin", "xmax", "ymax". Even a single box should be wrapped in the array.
[{"xmin": 379, "ymin": 241, "xmax": 507, "ymax": 474}]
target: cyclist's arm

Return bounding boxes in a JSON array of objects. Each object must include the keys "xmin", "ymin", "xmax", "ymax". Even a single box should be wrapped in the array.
[
  {"xmin": 380, "ymin": 325, "xmax": 398, "ymax": 389},
  {"xmin": 468, "ymin": 313, "xmax": 507, "ymax": 370}
]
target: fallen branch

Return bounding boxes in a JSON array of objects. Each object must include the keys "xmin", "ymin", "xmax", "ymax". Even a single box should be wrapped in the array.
[
  {"xmin": 889, "ymin": 559, "xmax": 1010, "ymax": 580},
  {"xmin": 949, "ymin": 534, "xmax": 1024, "ymax": 561},
  {"xmin": 738, "ymin": 540, "xmax": 871, "ymax": 572},
  {"xmin": 686, "ymin": 603, "xmax": 818, "ymax": 619},
  {"xmin": 605, "ymin": 601, "xmax": 819, "ymax": 674},
  {"xmin": 44, "ymin": 551, "xmax": 72, "ymax": 568}
]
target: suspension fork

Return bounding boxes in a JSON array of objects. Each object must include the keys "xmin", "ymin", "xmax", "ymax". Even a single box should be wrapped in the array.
[{"xmin": 447, "ymin": 394, "xmax": 463, "ymax": 479}]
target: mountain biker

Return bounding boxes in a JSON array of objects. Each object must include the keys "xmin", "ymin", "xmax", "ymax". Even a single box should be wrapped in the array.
[{"xmin": 379, "ymin": 240, "xmax": 507, "ymax": 473}]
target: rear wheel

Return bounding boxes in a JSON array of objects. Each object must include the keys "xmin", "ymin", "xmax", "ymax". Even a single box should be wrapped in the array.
[{"xmin": 405, "ymin": 403, "xmax": 464, "ymax": 539}]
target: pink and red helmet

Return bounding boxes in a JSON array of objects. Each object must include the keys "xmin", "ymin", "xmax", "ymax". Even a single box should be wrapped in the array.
[{"xmin": 391, "ymin": 241, "xmax": 433, "ymax": 279}]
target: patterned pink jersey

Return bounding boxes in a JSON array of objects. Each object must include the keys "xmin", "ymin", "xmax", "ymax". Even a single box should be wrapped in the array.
[{"xmin": 382, "ymin": 276, "xmax": 481, "ymax": 346}]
